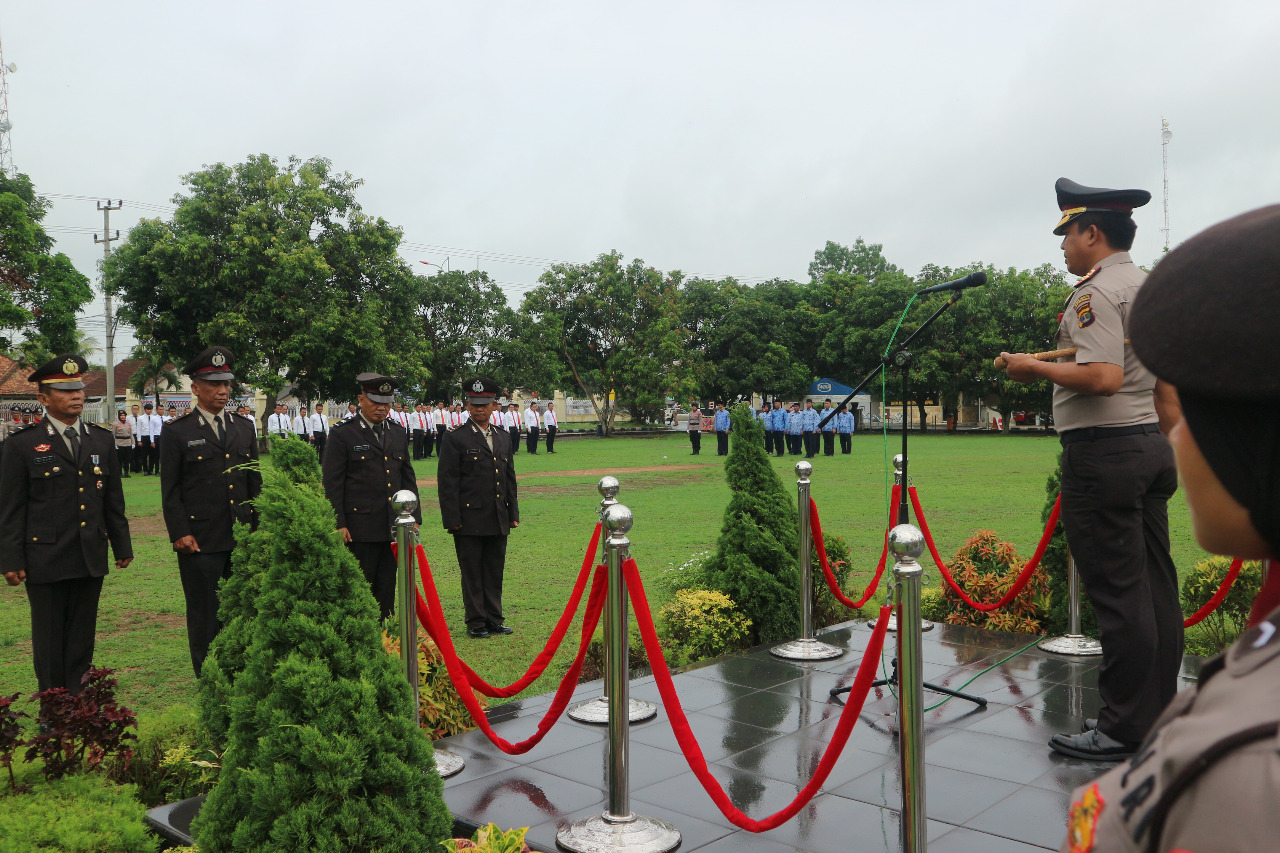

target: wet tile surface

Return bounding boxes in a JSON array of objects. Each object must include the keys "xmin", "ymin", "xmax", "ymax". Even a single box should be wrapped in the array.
[{"xmin": 439, "ymin": 618, "xmax": 1206, "ymax": 851}]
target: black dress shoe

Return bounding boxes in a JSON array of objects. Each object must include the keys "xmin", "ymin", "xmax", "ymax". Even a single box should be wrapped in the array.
[
  {"xmin": 487, "ymin": 623, "xmax": 514, "ymax": 635},
  {"xmin": 1081, "ymin": 718, "xmax": 1098, "ymax": 732},
  {"xmin": 467, "ymin": 627, "xmax": 490, "ymax": 639},
  {"xmin": 1048, "ymin": 729, "xmax": 1135, "ymax": 761}
]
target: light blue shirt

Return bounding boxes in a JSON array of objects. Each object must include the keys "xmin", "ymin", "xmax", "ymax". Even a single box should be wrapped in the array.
[
  {"xmin": 787, "ymin": 410, "xmax": 803, "ymax": 434},
  {"xmin": 714, "ymin": 409, "xmax": 731, "ymax": 431},
  {"xmin": 836, "ymin": 411, "xmax": 855, "ymax": 433},
  {"xmin": 819, "ymin": 407, "xmax": 836, "ymax": 432},
  {"xmin": 801, "ymin": 407, "xmax": 819, "ymax": 431},
  {"xmin": 769, "ymin": 408, "xmax": 785, "ymax": 430}
]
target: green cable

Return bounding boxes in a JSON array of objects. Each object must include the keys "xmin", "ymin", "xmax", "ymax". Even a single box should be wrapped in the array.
[{"xmin": 923, "ymin": 635, "xmax": 1043, "ymax": 712}]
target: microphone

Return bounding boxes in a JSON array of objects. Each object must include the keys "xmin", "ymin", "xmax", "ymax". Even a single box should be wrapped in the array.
[{"xmin": 916, "ymin": 271, "xmax": 987, "ymax": 295}]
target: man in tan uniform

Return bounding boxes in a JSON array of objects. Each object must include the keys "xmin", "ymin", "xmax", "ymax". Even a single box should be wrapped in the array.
[
  {"xmin": 1002, "ymin": 178, "xmax": 1180, "ymax": 761},
  {"xmin": 1059, "ymin": 205, "xmax": 1280, "ymax": 853}
]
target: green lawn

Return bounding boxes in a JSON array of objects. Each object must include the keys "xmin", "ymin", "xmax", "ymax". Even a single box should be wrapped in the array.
[{"xmin": 0, "ymin": 431, "xmax": 1208, "ymax": 717}]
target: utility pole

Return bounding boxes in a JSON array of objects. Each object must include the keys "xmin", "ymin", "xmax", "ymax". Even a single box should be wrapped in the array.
[{"xmin": 95, "ymin": 200, "xmax": 123, "ymax": 421}]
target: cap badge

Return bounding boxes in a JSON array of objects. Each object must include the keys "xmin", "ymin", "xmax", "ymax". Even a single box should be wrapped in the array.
[
  {"xmin": 62, "ymin": 359, "xmax": 77, "ymax": 375},
  {"xmin": 379, "ymin": 383, "xmax": 392, "ymax": 394},
  {"xmin": 472, "ymin": 380, "xmax": 485, "ymax": 392},
  {"xmin": 211, "ymin": 351, "xmax": 227, "ymax": 367}
]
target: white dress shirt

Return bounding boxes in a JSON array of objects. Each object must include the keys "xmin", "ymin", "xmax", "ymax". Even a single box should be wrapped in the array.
[
  {"xmin": 524, "ymin": 407, "xmax": 541, "ymax": 430},
  {"xmin": 148, "ymin": 413, "xmax": 165, "ymax": 438},
  {"xmin": 292, "ymin": 414, "xmax": 308, "ymax": 436},
  {"xmin": 543, "ymin": 406, "xmax": 558, "ymax": 428},
  {"xmin": 267, "ymin": 412, "xmax": 290, "ymax": 435},
  {"xmin": 308, "ymin": 412, "xmax": 329, "ymax": 435}
]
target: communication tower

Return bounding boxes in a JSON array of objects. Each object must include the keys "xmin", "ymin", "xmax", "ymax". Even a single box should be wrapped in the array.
[
  {"xmin": 1161, "ymin": 118, "xmax": 1172, "ymax": 252},
  {"xmin": 0, "ymin": 29, "xmax": 15, "ymax": 177}
]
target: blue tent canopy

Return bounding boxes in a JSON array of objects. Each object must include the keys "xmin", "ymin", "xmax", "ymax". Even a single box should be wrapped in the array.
[{"xmin": 809, "ymin": 378, "xmax": 855, "ymax": 397}]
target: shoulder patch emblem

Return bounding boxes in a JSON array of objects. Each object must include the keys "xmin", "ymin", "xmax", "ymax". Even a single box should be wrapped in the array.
[
  {"xmin": 1067, "ymin": 783, "xmax": 1104, "ymax": 853},
  {"xmin": 1076, "ymin": 292, "xmax": 1096, "ymax": 328},
  {"xmin": 34, "ymin": 443, "xmax": 51, "ymax": 452}
]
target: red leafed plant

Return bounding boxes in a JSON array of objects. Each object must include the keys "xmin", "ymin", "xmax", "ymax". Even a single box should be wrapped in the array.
[
  {"xmin": 24, "ymin": 666, "xmax": 138, "ymax": 781},
  {"xmin": 1, "ymin": 692, "xmax": 32, "ymax": 793},
  {"xmin": 939, "ymin": 530, "xmax": 1049, "ymax": 634}
]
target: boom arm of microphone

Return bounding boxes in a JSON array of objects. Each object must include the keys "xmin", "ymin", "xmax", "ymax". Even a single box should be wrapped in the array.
[{"xmin": 916, "ymin": 270, "xmax": 987, "ymax": 295}]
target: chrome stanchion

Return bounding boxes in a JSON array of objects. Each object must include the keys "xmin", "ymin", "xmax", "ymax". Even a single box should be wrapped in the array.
[
  {"xmin": 1038, "ymin": 547, "xmax": 1102, "ymax": 656},
  {"xmin": 772, "ymin": 461, "xmax": 843, "ymax": 661},
  {"xmin": 569, "ymin": 476, "xmax": 657, "ymax": 724},
  {"xmin": 891, "ymin": 524, "xmax": 927, "ymax": 853},
  {"xmin": 392, "ymin": 490, "xmax": 463, "ymax": 779},
  {"xmin": 557, "ymin": 504, "xmax": 681, "ymax": 853},
  {"xmin": 871, "ymin": 455, "xmax": 933, "ymax": 633}
]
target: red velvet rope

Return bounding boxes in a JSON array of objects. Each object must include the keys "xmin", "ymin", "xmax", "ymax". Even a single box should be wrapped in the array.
[
  {"xmin": 413, "ymin": 546, "xmax": 608, "ymax": 755},
  {"xmin": 626, "ymin": 557, "xmax": 891, "ymax": 832},
  {"xmin": 910, "ymin": 486, "xmax": 1060, "ymax": 613},
  {"xmin": 1183, "ymin": 558, "xmax": 1245, "ymax": 628},
  {"xmin": 809, "ymin": 484, "xmax": 897, "ymax": 610},
  {"xmin": 401, "ymin": 524, "xmax": 602, "ymax": 698}
]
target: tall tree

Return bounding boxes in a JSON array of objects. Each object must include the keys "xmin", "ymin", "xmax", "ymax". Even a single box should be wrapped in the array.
[
  {"xmin": 0, "ymin": 172, "xmax": 94, "ymax": 362},
  {"xmin": 523, "ymin": 252, "xmax": 691, "ymax": 433},
  {"xmin": 807, "ymin": 237, "xmax": 904, "ymax": 285},
  {"xmin": 104, "ymin": 154, "xmax": 419, "ymax": 427},
  {"xmin": 408, "ymin": 269, "xmax": 511, "ymax": 402}
]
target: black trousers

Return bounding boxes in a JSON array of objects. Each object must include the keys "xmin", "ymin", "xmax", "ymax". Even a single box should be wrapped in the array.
[
  {"xmin": 508, "ymin": 426, "xmax": 519, "ymax": 453},
  {"xmin": 139, "ymin": 436, "xmax": 155, "ymax": 473},
  {"xmin": 1060, "ymin": 429, "xmax": 1180, "ymax": 745},
  {"xmin": 115, "ymin": 444, "xmax": 132, "ymax": 476},
  {"xmin": 803, "ymin": 432, "xmax": 818, "ymax": 457},
  {"xmin": 716, "ymin": 431, "xmax": 729, "ymax": 455},
  {"xmin": 839, "ymin": 433, "xmax": 852, "ymax": 454},
  {"xmin": 347, "ymin": 541, "xmax": 397, "ymax": 623},
  {"xmin": 545, "ymin": 425, "xmax": 557, "ymax": 452},
  {"xmin": 435, "ymin": 426, "xmax": 446, "ymax": 457},
  {"xmin": 412, "ymin": 429, "xmax": 425, "ymax": 459},
  {"xmin": 785, "ymin": 434, "xmax": 799, "ymax": 454},
  {"xmin": 454, "ymin": 534, "xmax": 508, "ymax": 630},
  {"xmin": 773, "ymin": 431, "xmax": 786, "ymax": 457},
  {"xmin": 763, "ymin": 430, "xmax": 773, "ymax": 454},
  {"xmin": 26, "ymin": 576, "xmax": 104, "ymax": 694},
  {"xmin": 177, "ymin": 551, "xmax": 233, "ymax": 677},
  {"xmin": 689, "ymin": 431, "xmax": 701, "ymax": 454},
  {"xmin": 313, "ymin": 432, "xmax": 327, "ymax": 458},
  {"xmin": 822, "ymin": 432, "xmax": 835, "ymax": 456},
  {"xmin": 526, "ymin": 427, "xmax": 540, "ymax": 454}
]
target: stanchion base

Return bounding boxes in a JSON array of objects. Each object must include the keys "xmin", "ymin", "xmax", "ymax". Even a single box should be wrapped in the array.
[
  {"xmin": 566, "ymin": 696, "xmax": 658, "ymax": 724},
  {"xmin": 868, "ymin": 613, "xmax": 934, "ymax": 632},
  {"xmin": 556, "ymin": 811, "xmax": 681, "ymax": 853},
  {"xmin": 1038, "ymin": 634, "xmax": 1103, "ymax": 656},
  {"xmin": 769, "ymin": 638, "xmax": 845, "ymax": 661},
  {"xmin": 434, "ymin": 747, "xmax": 465, "ymax": 778}
]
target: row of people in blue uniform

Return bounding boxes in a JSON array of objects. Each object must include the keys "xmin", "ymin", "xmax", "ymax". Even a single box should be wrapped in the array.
[{"xmin": 699, "ymin": 400, "xmax": 859, "ymax": 458}]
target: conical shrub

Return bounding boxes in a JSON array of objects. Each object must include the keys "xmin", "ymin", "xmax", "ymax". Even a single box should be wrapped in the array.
[
  {"xmin": 192, "ymin": 441, "xmax": 450, "ymax": 852},
  {"xmin": 702, "ymin": 404, "xmax": 801, "ymax": 644}
]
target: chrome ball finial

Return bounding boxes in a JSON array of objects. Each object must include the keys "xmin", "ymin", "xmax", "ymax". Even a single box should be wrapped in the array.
[
  {"xmin": 603, "ymin": 503, "xmax": 634, "ymax": 535},
  {"xmin": 391, "ymin": 489, "xmax": 419, "ymax": 515},
  {"xmin": 893, "ymin": 454, "xmax": 905, "ymax": 473},
  {"xmin": 888, "ymin": 524, "xmax": 925, "ymax": 561},
  {"xmin": 795, "ymin": 460, "xmax": 813, "ymax": 479},
  {"xmin": 597, "ymin": 475, "xmax": 620, "ymax": 500}
]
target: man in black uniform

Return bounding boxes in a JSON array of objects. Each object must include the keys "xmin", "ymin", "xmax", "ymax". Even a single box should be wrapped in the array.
[
  {"xmin": 322, "ymin": 373, "xmax": 419, "ymax": 621},
  {"xmin": 0, "ymin": 355, "xmax": 133, "ymax": 694},
  {"xmin": 160, "ymin": 347, "xmax": 262, "ymax": 676},
  {"xmin": 438, "ymin": 377, "xmax": 519, "ymax": 639},
  {"xmin": 1002, "ymin": 178, "xmax": 1179, "ymax": 761}
]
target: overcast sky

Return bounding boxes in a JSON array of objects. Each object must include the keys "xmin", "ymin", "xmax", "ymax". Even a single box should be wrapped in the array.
[{"xmin": 5, "ymin": 1, "xmax": 1279, "ymax": 364}]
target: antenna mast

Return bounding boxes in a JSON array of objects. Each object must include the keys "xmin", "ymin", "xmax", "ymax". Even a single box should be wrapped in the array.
[
  {"xmin": 0, "ymin": 28, "xmax": 15, "ymax": 177},
  {"xmin": 1160, "ymin": 118, "xmax": 1172, "ymax": 252}
]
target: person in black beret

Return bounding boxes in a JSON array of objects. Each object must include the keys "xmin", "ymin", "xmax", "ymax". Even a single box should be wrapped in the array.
[
  {"xmin": 1057, "ymin": 205, "xmax": 1280, "ymax": 853},
  {"xmin": 322, "ymin": 372, "xmax": 419, "ymax": 620},
  {"xmin": 437, "ymin": 377, "xmax": 519, "ymax": 639},
  {"xmin": 0, "ymin": 354, "xmax": 133, "ymax": 695},
  {"xmin": 1002, "ymin": 177, "xmax": 1180, "ymax": 761},
  {"xmin": 160, "ymin": 346, "xmax": 261, "ymax": 676}
]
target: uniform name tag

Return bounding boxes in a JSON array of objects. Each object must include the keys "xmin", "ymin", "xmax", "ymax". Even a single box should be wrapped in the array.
[
  {"xmin": 34, "ymin": 455, "xmax": 55, "ymax": 464},
  {"xmin": 187, "ymin": 439, "xmax": 207, "ymax": 448},
  {"xmin": 354, "ymin": 444, "xmax": 371, "ymax": 452}
]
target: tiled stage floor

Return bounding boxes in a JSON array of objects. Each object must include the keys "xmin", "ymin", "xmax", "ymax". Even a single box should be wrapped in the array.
[{"xmin": 439, "ymin": 619, "xmax": 1204, "ymax": 852}]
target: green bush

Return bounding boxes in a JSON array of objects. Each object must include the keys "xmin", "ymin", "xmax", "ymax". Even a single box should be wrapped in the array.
[
  {"xmin": 658, "ymin": 589, "xmax": 752, "ymax": 665},
  {"xmin": 381, "ymin": 630, "xmax": 485, "ymax": 740},
  {"xmin": 192, "ymin": 450, "xmax": 451, "ymax": 851},
  {"xmin": 933, "ymin": 530, "xmax": 1049, "ymax": 634},
  {"xmin": 108, "ymin": 703, "xmax": 219, "ymax": 807},
  {"xmin": 0, "ymin": 772, "xmax": 157, "ymax": 853},
  {"xmin": 443, "ymin": 822, "xmax": 531, "ymax": 852},
  {"xmin": 919, "ymin": 587, "xmax": 948, "ymax": 623},
  {"xmin": 810, "ymin": 530, "xmax": 856, "ymax": 628},
  {"xmin": 1181, "ymin": 556, "xmax": 1264, "ymax": 656},
  {"xmin": 699, "ymin": 404, "xmax": 800, "ymax": 644}
]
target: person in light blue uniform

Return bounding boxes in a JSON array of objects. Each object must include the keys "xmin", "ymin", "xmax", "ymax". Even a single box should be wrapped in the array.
[
  {"xmin": 800, "ymin": 400, "xmax": 819, "ymax": 458},
  {"xmin": 836, "ymin": 405, "xmax": 855, "ymax": 454},
  {"xmin": 757, "ymin": 404, "xmax": 772, "ymax": 454},
  {"xmin": 768, "ymin": 401, "xmax": 786, "ymax": 457},
  {"xmin": 713, "ymin": 403, "xmax": 731, "ymax": 456},
  {"xmin": 786, "ymin": 403, "xmax": 803, "ymax": 455},
  {"xmin": 819, "ymin": 398, "xmax": 837, "ymax": 457}
]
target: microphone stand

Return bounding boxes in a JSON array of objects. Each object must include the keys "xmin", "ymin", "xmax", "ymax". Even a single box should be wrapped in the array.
[{"xmin": 827, "ymin": 290, "xmax": 987, "ymax": 709}]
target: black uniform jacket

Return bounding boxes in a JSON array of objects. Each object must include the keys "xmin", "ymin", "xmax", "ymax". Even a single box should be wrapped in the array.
[
  {"xmin": 160, "ymin": 410, "xmax": 262, "ymax": 553},
  {"xmin": 322, "ymin": 415, "xmax": 419, "ymax": 542},
  {"xmin": 437, "ymin": 421, "xmax": 519, "ymax": 536},
  {"xmin": 0, "ymin": 420, "xmax": 132, "ymax": 583}
]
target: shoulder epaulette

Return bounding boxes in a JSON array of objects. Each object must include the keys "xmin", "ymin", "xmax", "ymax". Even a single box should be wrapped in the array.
[
  {"xmin": 1074, "ymin": 266, "xmax": 1101, "ymax": 288},
  {"xmin": 332, "ymin": 417, "xmax": 356, "ymax": 429}
]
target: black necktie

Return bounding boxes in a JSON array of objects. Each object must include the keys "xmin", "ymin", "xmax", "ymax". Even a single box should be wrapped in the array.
[
  {"xmin": 215, "ymin": 414, "xmax": 225, "ymax": 443},
  {"xmin": 65, "ymin": 426, "xmax": 81, "ymax": 460}
]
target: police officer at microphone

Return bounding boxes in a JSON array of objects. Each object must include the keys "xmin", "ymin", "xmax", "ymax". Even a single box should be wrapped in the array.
[{"xmin": 322, "ymin": 373, "xmax": 419, "ymax": 620}]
